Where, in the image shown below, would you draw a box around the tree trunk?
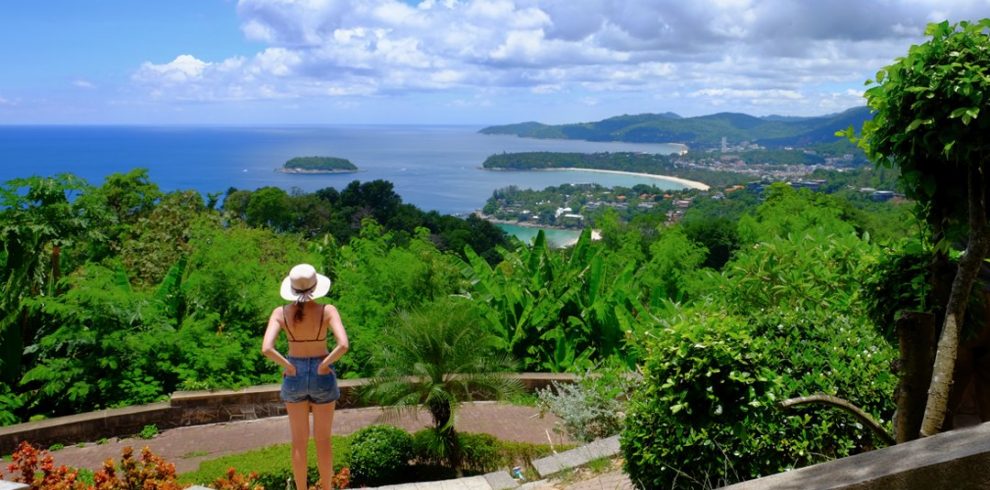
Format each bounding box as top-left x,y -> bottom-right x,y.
894,311 -> 935,442
920,166 -> 990,437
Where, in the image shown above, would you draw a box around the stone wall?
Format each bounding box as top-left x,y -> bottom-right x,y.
0,373 -> 576,454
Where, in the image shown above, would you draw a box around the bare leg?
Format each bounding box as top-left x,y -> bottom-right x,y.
312,401 -> 337,490
286,402 -> 312,490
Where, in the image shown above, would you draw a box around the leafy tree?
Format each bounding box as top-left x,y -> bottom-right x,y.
330,221 -> 466,375
20,262 -> 179,415
637,227 -> 707,305
120,190 -> 207,287
855,18 -> 990,436
177,220 -> 316,389
96,168 -> 162,239
245,187 -> 292,231
362,297 -> 521,474
0,175 -> 104,388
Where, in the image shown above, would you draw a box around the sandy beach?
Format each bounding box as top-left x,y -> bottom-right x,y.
524,167 -> 710,190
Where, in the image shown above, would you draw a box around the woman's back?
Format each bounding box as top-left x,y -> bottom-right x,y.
283,301 -> 330,358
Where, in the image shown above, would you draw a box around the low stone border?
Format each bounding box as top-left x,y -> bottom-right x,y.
0,373 -> 577,454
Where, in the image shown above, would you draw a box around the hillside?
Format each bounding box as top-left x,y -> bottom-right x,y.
481,106 -> 871,152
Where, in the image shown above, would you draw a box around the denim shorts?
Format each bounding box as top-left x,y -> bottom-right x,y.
280,356 -> 340,404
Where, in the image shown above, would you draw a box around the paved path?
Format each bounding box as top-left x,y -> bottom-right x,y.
48,402 -> 572,474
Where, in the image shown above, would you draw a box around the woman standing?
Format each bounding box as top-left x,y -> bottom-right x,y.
262,264 -> 349,490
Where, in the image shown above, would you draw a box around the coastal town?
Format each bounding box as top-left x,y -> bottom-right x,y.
480,141 -> 899,230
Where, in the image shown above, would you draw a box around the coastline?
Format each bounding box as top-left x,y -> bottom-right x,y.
483,166 -> 709,190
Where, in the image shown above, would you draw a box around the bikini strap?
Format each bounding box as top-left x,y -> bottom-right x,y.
318,305 -> 326,341
282,304 -> 298,342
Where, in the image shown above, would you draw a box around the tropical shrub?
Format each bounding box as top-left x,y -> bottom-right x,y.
621,312 -> 781,489
464,229 -> 649,371
348,424 -> 412,486
537,366 -> 637,442
251,466 -> 349,490
411,430 -> 500,474
621,306 -> 897,489
456,433 -> 500,474
363,297 -> 521,474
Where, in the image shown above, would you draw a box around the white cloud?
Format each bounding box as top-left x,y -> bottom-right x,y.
135,55 -> 209,83
130,0 -> 987,116
73,79 -> 96,89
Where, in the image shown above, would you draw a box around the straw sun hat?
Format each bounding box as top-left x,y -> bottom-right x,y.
280,264 -> 331,302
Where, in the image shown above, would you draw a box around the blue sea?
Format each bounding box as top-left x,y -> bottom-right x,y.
0,125 -> 687,216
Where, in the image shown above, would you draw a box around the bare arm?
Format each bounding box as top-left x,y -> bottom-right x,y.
262,307 -> 294,374
319,305 -> 349,373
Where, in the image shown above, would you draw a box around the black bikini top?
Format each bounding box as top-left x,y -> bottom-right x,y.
283,304 -> 327,342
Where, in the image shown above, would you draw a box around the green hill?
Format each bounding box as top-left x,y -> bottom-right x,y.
480,107 -> 872,151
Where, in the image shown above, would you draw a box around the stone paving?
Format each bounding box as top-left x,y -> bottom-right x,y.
46,402 -> 572,474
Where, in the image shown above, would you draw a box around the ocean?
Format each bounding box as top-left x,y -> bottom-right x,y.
0,125 -> 687,213
0,125 -> 686,243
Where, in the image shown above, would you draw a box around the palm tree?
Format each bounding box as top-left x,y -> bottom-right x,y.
363,296 -> 522,475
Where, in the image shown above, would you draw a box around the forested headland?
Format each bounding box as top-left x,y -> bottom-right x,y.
482,151 -> 751,187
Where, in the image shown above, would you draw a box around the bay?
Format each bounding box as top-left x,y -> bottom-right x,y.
0,125 -> 687,216
495,223 -> 584,248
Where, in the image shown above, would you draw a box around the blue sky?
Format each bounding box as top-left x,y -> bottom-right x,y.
1,0 -> 987,125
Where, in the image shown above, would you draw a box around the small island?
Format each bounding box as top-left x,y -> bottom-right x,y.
277,156 -> 358,174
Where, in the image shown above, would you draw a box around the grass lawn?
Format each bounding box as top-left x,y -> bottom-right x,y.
178,431 -> 566,487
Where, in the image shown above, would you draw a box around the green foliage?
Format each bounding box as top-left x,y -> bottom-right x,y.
363,297 -> 521,471
120,190 -> 206,287
465,229 -> 649,371
1,173 -> 105,387
139,424 -> 159,439
21,262 -> 178,415
864,239 -> 932,340
622,308 -> 896,489
537,367 -> 637,442
857,19 -> 990,236
637,227 -> 708,305
621,312 -> 781,489
724,185 -> 879,317
348,424 -> 412,486
331,222 -> 466,375
410,430 -> 559,475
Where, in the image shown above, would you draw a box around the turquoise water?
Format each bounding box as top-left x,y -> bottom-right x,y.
0,125 -> 687,216
496,223 -> 584,248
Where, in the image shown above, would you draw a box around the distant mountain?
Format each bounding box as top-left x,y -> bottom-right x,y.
480,107 -> 871,151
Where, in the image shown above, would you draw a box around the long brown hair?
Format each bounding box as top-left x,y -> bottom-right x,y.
292,301 -> 307,323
